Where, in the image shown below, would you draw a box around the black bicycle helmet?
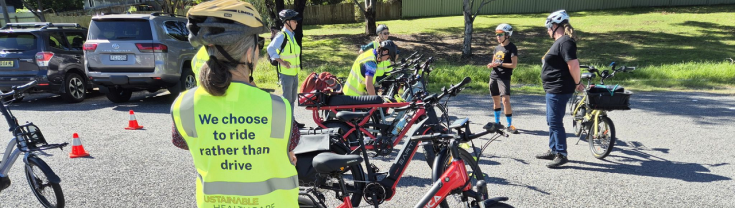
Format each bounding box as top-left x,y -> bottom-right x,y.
379,40 -> 398,62
279,9 -> 301,21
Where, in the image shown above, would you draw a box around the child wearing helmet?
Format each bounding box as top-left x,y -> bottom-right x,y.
486,23 -> 519,134
535,10 -> 582,168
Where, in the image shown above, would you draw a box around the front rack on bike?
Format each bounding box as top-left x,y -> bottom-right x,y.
585,86 -> 632,110
13,122 -> 68,152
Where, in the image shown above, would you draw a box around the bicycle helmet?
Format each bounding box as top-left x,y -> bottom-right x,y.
545,10 -> 570,29
279,9 -> 301,21
379,40 -> 398,62
495,23 -> 513,36
376,24 -> 389,34
186,0 -> 269,49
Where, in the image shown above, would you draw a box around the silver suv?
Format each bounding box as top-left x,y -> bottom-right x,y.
84,13 -> 196,103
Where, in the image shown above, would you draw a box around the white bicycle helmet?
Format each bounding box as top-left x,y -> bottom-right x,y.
495,23 -> 513,36
545,10 -> 570,29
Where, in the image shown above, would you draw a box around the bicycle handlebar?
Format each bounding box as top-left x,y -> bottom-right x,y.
410,122 -> 507,142
0,80 -> 37,98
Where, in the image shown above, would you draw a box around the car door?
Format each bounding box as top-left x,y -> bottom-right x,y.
63,31 -> 88,84
46,32 -> 75,83
161,20 -> 194,74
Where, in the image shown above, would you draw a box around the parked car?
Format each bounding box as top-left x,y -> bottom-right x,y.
84,12 -> 197,103
0,22 -> 92,103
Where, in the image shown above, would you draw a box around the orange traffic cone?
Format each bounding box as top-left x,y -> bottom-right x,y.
69,133 -> 90,158
125,110 -> 144,130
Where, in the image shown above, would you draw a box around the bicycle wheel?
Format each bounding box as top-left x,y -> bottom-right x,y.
588,116 -> 616,159
25,158 -> 64,208
328,139 -> 366,207
437,148 -> 488,208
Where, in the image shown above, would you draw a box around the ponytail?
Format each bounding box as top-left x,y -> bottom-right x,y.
562,22 -> 578,40
200,56 -> 233,96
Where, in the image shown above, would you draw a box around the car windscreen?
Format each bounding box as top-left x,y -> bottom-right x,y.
0,33 -> 38,51
88,19 -> 153,40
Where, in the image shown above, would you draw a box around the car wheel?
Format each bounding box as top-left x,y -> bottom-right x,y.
104,86 -> 132,103
168,67 -> 196,96
61,73 -> 86,103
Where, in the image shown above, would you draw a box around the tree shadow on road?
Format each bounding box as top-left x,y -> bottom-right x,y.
563,139 -> 731,183
485,176 -> 551,195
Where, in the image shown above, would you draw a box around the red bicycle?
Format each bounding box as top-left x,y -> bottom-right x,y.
300,119 -> 512,208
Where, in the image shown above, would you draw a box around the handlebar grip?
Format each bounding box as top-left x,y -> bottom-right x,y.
13,80 -> 38,92
454,77 -> 472,90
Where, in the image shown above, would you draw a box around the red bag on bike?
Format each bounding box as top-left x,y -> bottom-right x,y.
298,72 -> 342,106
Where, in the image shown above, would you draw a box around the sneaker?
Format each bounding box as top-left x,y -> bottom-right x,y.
546,154 -> 568,168
535,150 -> 555,160
507,125 -> 519,134
0,176 -> 10,192
295,121 -> 306,128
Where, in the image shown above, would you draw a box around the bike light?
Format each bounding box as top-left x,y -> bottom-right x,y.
83,43 -> 98,52
35,52 -> 54,67
136,43 -> 168,53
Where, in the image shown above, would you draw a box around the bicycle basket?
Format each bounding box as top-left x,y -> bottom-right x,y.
13,123 -> 49,151
586,90 -> 633,110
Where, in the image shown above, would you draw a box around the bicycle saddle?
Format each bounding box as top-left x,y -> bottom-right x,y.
335,111 -> 369,123
312,153 -> 363,174
327,95 -> 383,106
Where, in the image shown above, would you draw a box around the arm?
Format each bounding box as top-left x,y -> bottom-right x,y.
567,59 -> 581,85
560,40 -> 582,90
287,120 -> 300,165
365,75 -> 376,95
359,42 -> 374,53
171,124 -> 188,150
267,33 -> 291,68
501,56 -> 518,69
363,61 -> 378,95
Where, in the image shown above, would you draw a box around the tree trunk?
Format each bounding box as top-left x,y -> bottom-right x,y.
365,0 -> 376,36
35,0 -> 45,21
22,0 -> 44,22
275,0 -> 285,29
461,0 -> 472,58
293,0 -> 306,47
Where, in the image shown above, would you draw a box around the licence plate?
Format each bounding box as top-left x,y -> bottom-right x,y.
110,55 -> 128,61
0,60 -> 13,67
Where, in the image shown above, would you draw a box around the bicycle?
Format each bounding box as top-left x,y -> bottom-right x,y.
569,62 -> 635,159
300,116 -> 512,208
0,80 -> 68,208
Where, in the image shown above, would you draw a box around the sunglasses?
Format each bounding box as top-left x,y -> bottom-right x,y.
495,33 -> 505,37
257,36 -> 265,49
382,32 -> 390,35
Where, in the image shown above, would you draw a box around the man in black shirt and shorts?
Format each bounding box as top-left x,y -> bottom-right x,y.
487,23 -> 519,134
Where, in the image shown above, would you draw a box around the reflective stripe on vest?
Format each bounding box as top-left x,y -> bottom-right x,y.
200,174 -> 298,196
343,51 -> 377,96
171,83 -> 297,207
277,30 -> 301,76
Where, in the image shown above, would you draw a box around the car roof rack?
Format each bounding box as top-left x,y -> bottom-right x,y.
150,12 -> 181,17
0,22 -> 86,30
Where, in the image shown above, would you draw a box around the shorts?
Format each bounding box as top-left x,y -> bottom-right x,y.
489,78 -> 511,96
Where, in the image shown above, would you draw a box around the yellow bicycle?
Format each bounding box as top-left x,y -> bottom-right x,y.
569,62 -> 635,159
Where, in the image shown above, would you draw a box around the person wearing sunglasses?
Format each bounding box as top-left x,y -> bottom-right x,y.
344,40 -> 399,96
486,23 -> 520,134
359,24 -> 398,85
535,10 -> 583,168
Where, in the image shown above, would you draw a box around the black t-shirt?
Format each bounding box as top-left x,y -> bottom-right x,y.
490,42 -> 518,80
541,35 -> 577,94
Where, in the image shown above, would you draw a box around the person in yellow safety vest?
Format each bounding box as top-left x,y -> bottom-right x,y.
267,9 -> 304,128
172,0 -> 300,207
343,40 -> 399,96
358,24 -> 399,84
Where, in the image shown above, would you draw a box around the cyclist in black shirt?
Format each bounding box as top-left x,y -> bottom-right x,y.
486,23 -> 519,134
535,10 -> 585,168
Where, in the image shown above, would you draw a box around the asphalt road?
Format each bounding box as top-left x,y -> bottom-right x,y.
0,90 -> 733,208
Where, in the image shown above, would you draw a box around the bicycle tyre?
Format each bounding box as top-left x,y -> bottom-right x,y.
325,127 -> 366,207
486,202 -> 515,208
588,116 -> 616,159
436,148 -> 488,208
25,158 -> 64,208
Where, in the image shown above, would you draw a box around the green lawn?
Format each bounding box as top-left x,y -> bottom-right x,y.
255,5 -> 735,94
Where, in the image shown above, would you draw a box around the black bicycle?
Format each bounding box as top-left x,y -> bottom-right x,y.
0,80 -> 68,208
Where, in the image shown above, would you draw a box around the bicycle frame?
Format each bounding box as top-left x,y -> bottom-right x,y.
0,98 -> 22,178
571,93 -> 607,138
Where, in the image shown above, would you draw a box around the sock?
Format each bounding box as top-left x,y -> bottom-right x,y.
506,114 -> 513,127
494,108 -> 501,123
